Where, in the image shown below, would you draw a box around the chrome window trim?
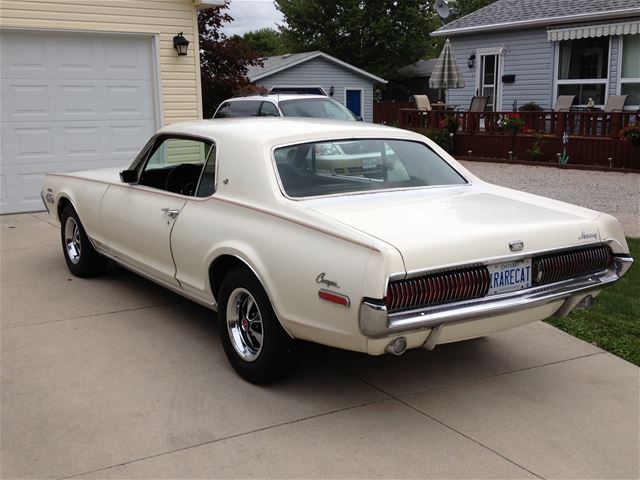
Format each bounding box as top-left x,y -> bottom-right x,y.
361,254 -> 633,338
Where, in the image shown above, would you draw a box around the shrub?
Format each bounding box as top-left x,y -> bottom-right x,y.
619,124 -> 640,148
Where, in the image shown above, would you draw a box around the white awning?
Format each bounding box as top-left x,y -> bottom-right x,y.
547,20 -> 640,41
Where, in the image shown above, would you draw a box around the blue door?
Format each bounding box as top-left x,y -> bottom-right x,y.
345,89 -> 362,118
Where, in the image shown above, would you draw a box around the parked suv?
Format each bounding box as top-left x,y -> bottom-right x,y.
213,94 -> 359,121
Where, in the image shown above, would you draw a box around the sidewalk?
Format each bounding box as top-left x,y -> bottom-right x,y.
1,213 -> 638,479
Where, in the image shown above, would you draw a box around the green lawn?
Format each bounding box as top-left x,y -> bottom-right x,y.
546,238 -> 640,366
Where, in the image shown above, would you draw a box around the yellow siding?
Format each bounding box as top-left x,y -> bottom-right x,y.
0,0 -> 204,125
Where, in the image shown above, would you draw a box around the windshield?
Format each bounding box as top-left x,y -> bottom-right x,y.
274,139 -> 467,198
279,98 -> 357,120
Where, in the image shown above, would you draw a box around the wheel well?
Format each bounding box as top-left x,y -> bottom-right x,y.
209,255 -> 253,302
57,197 -> 71,220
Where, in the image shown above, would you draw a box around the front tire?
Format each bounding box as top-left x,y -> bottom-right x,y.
218,267 -> 301,384
60,205 -> 108,277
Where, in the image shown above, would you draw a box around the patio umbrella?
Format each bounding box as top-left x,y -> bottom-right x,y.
429,38 -> 465,101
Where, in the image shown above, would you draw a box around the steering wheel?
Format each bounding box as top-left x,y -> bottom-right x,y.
165,164 -> 201,195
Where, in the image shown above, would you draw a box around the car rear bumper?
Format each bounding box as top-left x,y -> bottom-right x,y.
359,255 -> 633,339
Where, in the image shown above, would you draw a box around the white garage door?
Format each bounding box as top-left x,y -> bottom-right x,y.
0,30 -> 158,214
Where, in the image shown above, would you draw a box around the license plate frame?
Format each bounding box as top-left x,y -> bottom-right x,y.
487,258 -> 532,295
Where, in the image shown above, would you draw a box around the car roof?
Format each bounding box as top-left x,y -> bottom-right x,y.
222,94 -> 331,103
158,117 -> 423,146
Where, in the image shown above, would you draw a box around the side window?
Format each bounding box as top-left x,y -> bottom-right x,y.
216,100 -> 262,118
215,102 -> 232,118
138,137 -> 213,196
259,101 -> 280,116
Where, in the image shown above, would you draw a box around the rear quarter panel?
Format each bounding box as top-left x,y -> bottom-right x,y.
171,197 -> 399,352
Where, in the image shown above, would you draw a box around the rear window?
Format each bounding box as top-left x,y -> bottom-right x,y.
215,100 -> 263,118
274,139 -> 467,198
279,99 -> 357,120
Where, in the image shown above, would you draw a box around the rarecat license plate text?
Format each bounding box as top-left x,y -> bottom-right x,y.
487,258 -> 532,295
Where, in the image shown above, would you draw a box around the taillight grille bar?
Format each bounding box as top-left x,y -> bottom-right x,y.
532,246 -> 612,286
385,246 -> 613,313
386,266 -> 489,313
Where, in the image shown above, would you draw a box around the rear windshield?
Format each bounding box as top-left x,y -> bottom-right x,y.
279,98 -> 357,120
274,139 -> 467,198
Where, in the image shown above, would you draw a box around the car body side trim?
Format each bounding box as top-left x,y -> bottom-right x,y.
92,241 -> 217,311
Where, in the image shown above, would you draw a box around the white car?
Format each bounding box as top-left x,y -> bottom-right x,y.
41,118 -> 633,383
213,94 -> 359,121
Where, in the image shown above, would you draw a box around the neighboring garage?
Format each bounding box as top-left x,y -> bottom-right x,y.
0,0 -> 224,214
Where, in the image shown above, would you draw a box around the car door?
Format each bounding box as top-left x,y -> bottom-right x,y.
100,135 -> 213,286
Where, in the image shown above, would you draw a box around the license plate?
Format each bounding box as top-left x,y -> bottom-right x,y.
362,157 -> 377,169
487,258 -> 532,295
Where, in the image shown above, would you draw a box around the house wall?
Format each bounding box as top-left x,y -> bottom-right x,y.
449,29 -> 554,110
0,0 -> 203,125
609,35 -> 620,96
253,57 -> 375,122
448,21 -> 639,111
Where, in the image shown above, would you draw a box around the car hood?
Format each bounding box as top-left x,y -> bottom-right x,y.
303,184 -> 603,272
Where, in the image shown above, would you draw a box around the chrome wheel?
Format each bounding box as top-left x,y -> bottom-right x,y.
64,217 -> 81,264
226,287 -> 264,362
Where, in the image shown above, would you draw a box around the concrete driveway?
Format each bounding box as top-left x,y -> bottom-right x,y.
1,212 -> 638,479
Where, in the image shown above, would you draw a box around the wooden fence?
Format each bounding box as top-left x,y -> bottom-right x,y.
396,108 -> 639,169
373,101 -> 414,125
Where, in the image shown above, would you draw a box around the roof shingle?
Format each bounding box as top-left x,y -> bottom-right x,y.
433,0 -> 640,36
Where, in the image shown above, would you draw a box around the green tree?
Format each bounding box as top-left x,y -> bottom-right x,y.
275,0 -> 440,81
243,28 -> 288,57
198,6 -> 265,117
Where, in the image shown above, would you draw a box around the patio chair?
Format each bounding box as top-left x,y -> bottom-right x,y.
553,95 -> 575,112
412,95 -> 432,111
468,96 -> 489,112
603,95 -> 628,112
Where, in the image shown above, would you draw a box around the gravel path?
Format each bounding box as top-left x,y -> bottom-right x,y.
459,161 -> 640,238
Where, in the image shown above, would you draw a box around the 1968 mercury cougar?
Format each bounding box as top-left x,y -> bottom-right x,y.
41,118 -> 633,383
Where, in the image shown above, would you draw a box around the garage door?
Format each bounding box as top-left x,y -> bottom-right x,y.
0,30 -> 158,214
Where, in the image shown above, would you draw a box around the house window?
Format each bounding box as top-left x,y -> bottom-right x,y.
557,37 -> 609,105
620,34 -> 640,107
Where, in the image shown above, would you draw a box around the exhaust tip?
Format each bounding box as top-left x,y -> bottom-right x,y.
385,337 -> 407,356
576,295 -> 594,310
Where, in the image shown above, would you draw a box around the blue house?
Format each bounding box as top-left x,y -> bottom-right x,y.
246,51 -> 387,122
432,0 -> 640,111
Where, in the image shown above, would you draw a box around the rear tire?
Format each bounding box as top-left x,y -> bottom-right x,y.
218,266 -> 301,384
60,205 -> 108,277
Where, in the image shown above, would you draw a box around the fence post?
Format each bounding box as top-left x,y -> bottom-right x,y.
610,112 -> 621,139
555,112 -> 565,137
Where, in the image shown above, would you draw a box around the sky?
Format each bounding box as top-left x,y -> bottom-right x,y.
221,0 -> 285,37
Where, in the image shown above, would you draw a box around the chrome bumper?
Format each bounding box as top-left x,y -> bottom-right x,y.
359,255 -> 633,338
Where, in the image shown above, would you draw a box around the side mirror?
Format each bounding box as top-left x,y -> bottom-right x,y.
119,169 -> 138,184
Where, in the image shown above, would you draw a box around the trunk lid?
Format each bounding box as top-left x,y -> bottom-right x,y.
304,185 -> 602,272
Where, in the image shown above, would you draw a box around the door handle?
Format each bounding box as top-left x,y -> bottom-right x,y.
161,207 -> 180,219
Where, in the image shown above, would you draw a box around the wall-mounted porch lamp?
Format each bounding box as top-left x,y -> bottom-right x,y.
329,86 -> 335,97
173,32 -> 190,56
467,54 -> 475,68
